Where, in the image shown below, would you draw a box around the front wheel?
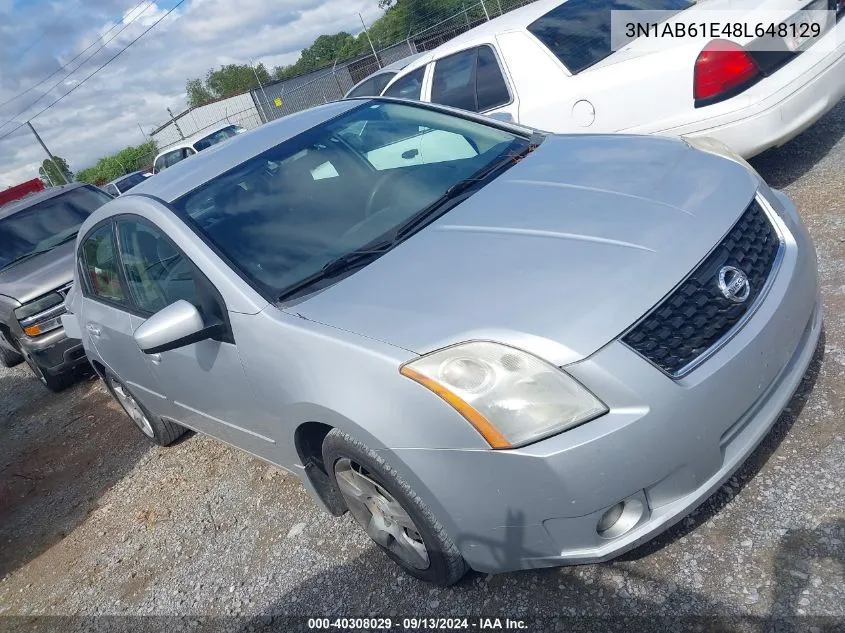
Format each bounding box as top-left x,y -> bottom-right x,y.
104,372 -> 185,446
0,344 -> 23,368
24,355 -> 75,392
322,428 -> 468,586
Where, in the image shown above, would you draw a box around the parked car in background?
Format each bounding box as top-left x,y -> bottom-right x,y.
0,183 -> 112,390
381,0 -> 845,157
152,124 -> 245,173
64,98 -> 819,585
104,170 -> 152,197
344,53 -> 425,98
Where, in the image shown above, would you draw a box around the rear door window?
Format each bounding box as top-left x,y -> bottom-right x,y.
527,0 -> 692,74
431,49 -> 477,111
475,46 -> 510,111
383,67 -> 425,100
431,46 -> 510,112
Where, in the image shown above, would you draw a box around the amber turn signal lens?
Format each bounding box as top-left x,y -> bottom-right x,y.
399,365 -> 512,449
24,325 -> 43,337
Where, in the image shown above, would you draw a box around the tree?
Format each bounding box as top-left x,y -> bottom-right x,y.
186,63 -> 272,108
38,157 -> 72,186
186,78 -> 214,109
75,140 -> 158,185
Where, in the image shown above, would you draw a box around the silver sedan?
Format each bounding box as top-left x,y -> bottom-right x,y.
62,98 -> 821,586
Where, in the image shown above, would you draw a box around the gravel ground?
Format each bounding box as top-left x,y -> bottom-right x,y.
1,103 -> 843,630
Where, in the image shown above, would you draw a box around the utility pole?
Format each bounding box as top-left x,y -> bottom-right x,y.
359,13 -> 382,68
26,121 -> 68,185
167,107 -> 185,140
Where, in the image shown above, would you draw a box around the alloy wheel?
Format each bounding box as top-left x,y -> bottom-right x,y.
333,457 -> 430,570
109,378 -> 154,438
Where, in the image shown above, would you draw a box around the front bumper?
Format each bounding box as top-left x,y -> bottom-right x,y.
387,191 -> 821,573
18,326 -> 88,376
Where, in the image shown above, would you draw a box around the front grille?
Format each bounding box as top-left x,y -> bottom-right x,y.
622,198 -> 781,377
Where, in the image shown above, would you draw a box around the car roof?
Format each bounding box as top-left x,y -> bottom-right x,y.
134,100 -> 360,203
107,170 -> 150,186
0,182 -> 91,220
389,0 -> 562,78
156,122 -> 246,156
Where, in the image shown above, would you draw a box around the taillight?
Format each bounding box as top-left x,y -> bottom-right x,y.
694,39 -> 760,107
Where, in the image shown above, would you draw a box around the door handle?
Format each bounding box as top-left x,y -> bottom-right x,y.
149,353 -> 162,364
86,324 -> 102,337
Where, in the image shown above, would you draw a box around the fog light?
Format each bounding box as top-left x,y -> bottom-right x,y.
596,498 -> 645,539
597,502 -> 624,533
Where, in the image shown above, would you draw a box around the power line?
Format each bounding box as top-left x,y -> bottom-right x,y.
0,0 -> 187,144
0,0 -> 152,110
0,0 -> 156,130
10,0 -> 84,63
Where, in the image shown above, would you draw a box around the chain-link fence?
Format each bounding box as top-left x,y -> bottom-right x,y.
151,94 -> 264,152
149,0 -> 537,152
251,0 -> 536,122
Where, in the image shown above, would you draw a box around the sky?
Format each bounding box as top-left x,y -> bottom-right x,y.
0,0 -> 385,186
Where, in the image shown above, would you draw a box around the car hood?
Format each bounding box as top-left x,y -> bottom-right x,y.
0,240 -> 75,305
293,134 -> 760,366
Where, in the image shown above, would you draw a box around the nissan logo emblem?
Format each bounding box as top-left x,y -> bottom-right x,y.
718,266 -> 751,303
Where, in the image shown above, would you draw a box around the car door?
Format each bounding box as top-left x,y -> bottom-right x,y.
78,222 -> 166,406
113,216 -> 276,457
427,45 -> 518,122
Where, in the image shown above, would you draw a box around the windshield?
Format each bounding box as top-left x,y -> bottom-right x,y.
173,102 -> 528,299
194,125 -> 245,152
527,0 -> 692,74
115,172 -> 149,192
0,186 -> 112,271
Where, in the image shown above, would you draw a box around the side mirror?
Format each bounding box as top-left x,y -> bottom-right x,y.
134,300 -> 221,354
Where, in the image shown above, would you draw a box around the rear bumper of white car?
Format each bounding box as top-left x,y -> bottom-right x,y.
657,36 -> 845,157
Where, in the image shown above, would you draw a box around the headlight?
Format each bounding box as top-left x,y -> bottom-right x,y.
400,341 -> 608,448
682,136 -> 760,177
14,292 -> 66,337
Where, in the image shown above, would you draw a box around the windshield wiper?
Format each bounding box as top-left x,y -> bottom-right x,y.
389,138 -> 539,244
276,134 -> 544,304
277,239 -> 395,303
0,233 -> 78,272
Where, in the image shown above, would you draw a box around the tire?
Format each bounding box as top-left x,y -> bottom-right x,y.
0,345 -> 23,368
24,355 -> 75,392
322,428 -> 468,586
103,372 -> 186,446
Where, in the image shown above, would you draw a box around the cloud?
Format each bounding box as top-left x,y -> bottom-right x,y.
0,0 -> 384,187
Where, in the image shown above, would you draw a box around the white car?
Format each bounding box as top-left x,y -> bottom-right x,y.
152,124 -> 245,174
344,53 -> 426,98
380,0 -> 845,157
